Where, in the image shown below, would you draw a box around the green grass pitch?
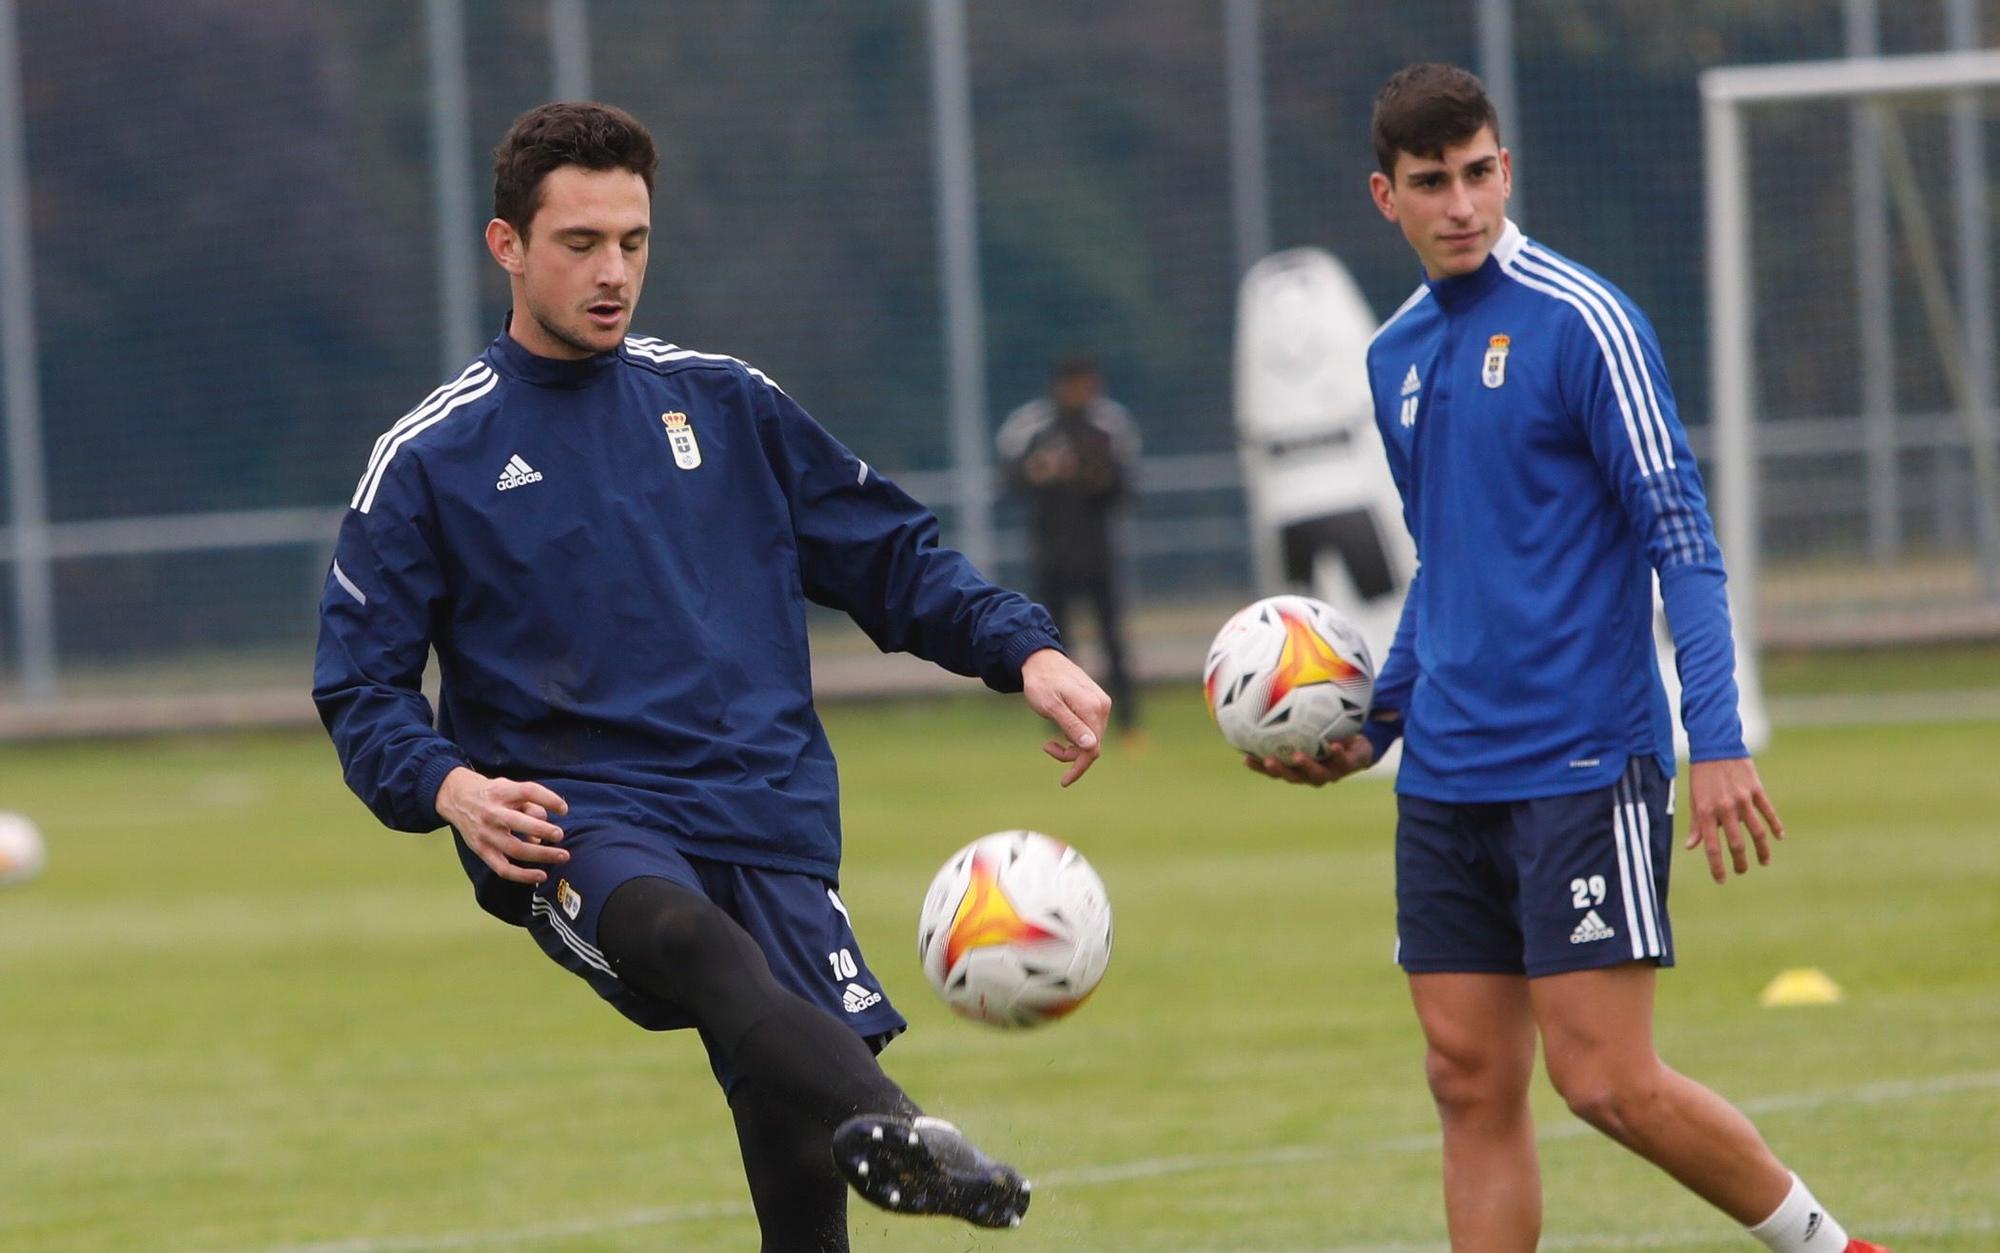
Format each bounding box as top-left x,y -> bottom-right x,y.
0,689 -> 1994,1250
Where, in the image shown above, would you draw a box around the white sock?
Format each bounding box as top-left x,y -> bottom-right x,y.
1747,1173 -> 1849,1251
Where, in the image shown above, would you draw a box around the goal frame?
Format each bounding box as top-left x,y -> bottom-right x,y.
1702,47 -> 2000,705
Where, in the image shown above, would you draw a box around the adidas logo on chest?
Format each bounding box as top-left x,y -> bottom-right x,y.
495,454 -> 543,491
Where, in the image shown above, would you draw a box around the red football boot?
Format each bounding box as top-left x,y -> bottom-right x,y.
1843,1241 -> 1892,1253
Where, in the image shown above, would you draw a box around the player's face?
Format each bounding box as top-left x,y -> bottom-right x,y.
487,165 -> 651,359
1052,373 -> 1099,411
1369,128 -> 1511,280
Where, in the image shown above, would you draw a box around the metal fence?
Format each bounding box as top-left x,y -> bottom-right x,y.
0,0 -> 1996,728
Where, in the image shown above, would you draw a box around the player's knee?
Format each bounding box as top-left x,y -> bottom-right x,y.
1547,1063 -> 1661,1142
1423,1043 -> 1526,1118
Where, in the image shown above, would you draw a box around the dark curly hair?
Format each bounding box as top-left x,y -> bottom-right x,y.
493,102 -> 658,236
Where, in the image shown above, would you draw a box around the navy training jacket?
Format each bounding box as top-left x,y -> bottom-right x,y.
314,329 -> 1059,915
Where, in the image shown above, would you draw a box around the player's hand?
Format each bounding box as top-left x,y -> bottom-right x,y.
1244,735 -> 1374,788
1685,757 -> 1783,884
1025,448 -> 1078,484
434,766 -> 571,885
1020,648 -> 1111,787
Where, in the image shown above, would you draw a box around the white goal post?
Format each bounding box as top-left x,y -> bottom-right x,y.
1703,49 -> 2000,699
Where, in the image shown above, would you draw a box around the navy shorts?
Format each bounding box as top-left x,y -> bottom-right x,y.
1395,756 -> 1675,978
520,824 -> 907,1088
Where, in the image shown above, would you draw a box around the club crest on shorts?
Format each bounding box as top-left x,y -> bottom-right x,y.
662,411 -> 701,469
557,878 -> 583,921
1482,334 -> 1511,389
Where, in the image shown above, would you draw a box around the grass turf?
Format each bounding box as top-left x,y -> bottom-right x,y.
0,689 -> 1993,1250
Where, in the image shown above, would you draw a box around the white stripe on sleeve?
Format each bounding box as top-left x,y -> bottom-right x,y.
356,371 -> 500,514
1500,259 -> 1700,564
352,363 -> 492,509
330,559 -> 367,607
1513,247 -> 1703,564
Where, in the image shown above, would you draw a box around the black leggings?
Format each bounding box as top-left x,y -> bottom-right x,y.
596,876 -> 919,1251
728,1076 -> 851,1251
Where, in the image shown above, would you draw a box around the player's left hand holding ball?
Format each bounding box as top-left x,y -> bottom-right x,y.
1245,735 -> 1375,788
1020,648 -> 1111,787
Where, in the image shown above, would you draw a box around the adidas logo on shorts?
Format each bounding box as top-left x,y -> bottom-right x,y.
1569,909 -> 1617,945
842,981 -> 883,1014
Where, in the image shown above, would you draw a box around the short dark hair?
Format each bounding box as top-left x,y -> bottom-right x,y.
493,102 -> 658,236
1371,63 -> 1500,177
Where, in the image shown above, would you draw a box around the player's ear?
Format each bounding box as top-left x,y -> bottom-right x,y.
1499,148 -> 1514,201
1369,170 -> 1399,223
486,218 -> 525,275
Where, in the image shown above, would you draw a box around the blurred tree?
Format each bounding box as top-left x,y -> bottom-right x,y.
20,0 -> 394,518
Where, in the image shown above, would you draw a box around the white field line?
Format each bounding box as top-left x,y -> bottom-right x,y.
1036,1067 -> 2000,1186
250,1069 -> 2000,1253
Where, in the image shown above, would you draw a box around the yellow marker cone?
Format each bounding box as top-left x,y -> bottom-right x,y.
1759,967 -> 1843,1007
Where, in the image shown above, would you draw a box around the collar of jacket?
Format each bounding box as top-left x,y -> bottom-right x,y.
1422,218 -> 1523,311
486,316 -> 621,389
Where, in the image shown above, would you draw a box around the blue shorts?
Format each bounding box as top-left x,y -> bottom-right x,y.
1395,756 -> 1675,978
519,824 -> 907,1088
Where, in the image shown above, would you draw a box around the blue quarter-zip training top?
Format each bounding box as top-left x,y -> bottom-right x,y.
314,330 -> 1059,908
1360,221 -> 1745,802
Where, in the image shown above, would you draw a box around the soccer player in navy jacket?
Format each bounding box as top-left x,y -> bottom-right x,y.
314,102 -> 1110,1248
1249,66 -> 1887,1253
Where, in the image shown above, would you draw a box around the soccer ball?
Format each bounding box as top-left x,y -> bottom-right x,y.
1204,594 -> 1375,760
0,812 -> 46,886
917,830 -> 1113,1029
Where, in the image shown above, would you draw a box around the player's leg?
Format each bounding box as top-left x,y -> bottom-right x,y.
596,875 -> 918,1127
1036,566 -> 1073,644
600,873 -> 1031,1230
1531,963 -> 1804,1222
1517,759 -> 1869,1251
1086,570 -> 1139,732
1408,972 -> 1541,1252
1395,793 -> 1542,1251
1532,967 -> 1875,1251
728,1073 -> 851,1253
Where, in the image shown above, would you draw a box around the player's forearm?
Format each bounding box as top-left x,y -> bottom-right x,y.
892,559 -> 1061,692
1659,563 -> 1747,760
314,682 -> 468,832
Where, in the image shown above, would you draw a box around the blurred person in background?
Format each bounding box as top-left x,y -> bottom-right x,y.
1246,64 -> 1888,1253
314,100 -> 1112,1250
997,355 -> 1144,740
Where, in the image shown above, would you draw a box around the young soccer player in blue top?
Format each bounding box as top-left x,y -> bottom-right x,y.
314,101 -> 1112,1250
1248,64 -> 1888,1253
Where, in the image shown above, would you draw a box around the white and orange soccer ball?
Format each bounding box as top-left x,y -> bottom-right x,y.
0,812 -> 46,886
917,830 -> 1113,1029
1204,594 -> 1376,760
